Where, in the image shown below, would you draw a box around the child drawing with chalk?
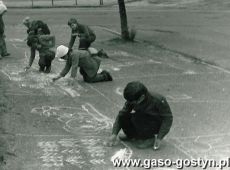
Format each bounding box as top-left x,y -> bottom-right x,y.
106,81 -> 173,149
52,45 -> 112,85
25,34 -> 55,73
23,17 -> 55,73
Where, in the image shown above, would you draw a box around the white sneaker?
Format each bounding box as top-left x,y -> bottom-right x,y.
58,58 -> 66,62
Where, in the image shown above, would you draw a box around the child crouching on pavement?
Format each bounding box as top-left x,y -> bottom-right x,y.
52,45 -> 112,85
25,35 -> 55,73
107,81 -> 173,149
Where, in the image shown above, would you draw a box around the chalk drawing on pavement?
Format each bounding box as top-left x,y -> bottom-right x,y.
33,103 -> 133,168
8,38 -> 24,42
38,139 -> 84,168
31,103 -> 112,133
115,87 -> 123,96
1,62 -> 86,97
9,38 -> 27,49
101,62 -> 135,72
109,50 -> 141,59
101,59 -> 162,72
167,94 -> 192,101
183,70 -> 197,75
169,133 -> 230,161
111,148 -> 132,162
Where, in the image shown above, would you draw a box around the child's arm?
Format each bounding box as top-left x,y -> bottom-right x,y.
68,31 -> 77,50
25,48 -> 36,71
53,55 -> 72,82
107,102 -> 133,146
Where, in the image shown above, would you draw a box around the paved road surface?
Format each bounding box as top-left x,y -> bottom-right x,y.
1,6 -> 230,170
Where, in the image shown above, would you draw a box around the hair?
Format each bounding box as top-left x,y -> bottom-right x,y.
123,81 -> 148,102
23,17 -> 30,25
68,18 -> 78,26
27,35 -> 39,47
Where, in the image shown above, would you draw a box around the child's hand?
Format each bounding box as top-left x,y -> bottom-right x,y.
24,66 -> 30,72
105,134 -> 117,147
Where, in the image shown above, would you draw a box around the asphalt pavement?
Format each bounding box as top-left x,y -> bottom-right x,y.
0,6 -> 230,170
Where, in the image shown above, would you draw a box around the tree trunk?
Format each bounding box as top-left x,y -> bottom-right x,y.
117,0 -> 130,40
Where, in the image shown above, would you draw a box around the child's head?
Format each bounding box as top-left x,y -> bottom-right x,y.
23,17 -> 31,28
68,18 -> 78,30
123,81 -> 148,105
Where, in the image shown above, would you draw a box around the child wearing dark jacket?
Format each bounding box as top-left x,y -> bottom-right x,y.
107,81 -> 173,149
25,35 -> 55,73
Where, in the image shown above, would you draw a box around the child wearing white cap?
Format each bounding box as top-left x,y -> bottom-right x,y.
52,45 -> 112,85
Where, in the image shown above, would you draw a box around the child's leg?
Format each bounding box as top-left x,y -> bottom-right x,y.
78,38 -> 91,50
38,54 -> 46,72
0,36 -> 4,57
82,70 -> 112,83
119,113 -> 137,139
44,50 -> 55,73
1,37 -> 9,56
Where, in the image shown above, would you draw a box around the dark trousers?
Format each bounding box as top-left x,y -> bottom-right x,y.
120,113 -> 161,139
38,50 -> 55,71
0,35 -> 8,56
80,68 -> 106,83
79,35 -> 96,50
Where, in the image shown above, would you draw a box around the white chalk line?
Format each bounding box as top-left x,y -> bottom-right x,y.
114,71 -> 220,80
85,83 -> 121,109
201,61 -> 230,74
16,133 -> 74,137
169,133 -> 230,162
169,99 -> 230,103
8,38 -> 24,42
115,87 -> 123,96
5,92 -> 42,96
12,43 -> 18,49
169,132 -> 230,140
56,85 -> 80,97
170,141 -> 194,159
83,103 -> 113,124
1,69 -> 12,80
167,94 -> 192,100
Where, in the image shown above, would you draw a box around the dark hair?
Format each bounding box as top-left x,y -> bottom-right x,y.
27,35 -> 39,47
123,81 -> 148,102
68,18 -> 78,26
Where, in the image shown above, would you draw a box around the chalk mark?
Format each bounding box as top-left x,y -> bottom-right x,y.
166,94 -> 192,101
168,133 -> 230,161
115,87 -> 123,96
32,104 -> 133,169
